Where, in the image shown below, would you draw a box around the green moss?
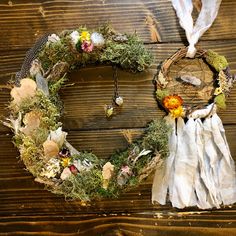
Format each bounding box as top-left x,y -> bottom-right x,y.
156,89 -> 169,101
101,35 -> 153,72
214,93 -> 226,109
142,119 -> 171,158
19,135 -> 44,176
206,50 -> 228,72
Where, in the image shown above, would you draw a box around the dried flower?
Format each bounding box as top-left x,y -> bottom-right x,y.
214,87 -> 223,96
47,127 -> 67,148
20,111 -> 41,136
163,95 -> 183,110
43,140 -> 59,159
69,165 -> 79,175
59,148 -> 70,158
80,31 -> 90,41
81,41 -> 94,52
60,167 -> 72,180
61,157 -> 71,167
102,162 -> 114,189
10,78 -> 37,106
70,31 -> 80,45
91,32 -> 105,47
169,106 -> 184,118
40,158 -> 61,179
48,34 -> 60,43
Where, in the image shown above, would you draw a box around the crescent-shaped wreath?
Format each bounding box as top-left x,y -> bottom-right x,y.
4,26 -> 171,203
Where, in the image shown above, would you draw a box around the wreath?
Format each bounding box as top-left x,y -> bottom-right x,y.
4,26 -> 171,203
155,47 -> 234,118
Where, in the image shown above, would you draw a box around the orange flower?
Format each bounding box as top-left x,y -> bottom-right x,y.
163,95 -> 183,110
170,106 -> 184,118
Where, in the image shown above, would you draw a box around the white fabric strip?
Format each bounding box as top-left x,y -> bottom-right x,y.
171,0 -> 222,57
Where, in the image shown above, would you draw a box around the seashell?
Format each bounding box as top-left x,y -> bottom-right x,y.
177,75 -> 202,86
43,140 -> 59,159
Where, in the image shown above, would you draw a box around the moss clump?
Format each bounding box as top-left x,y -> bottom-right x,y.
215,93 -> 226,109
38,26 -> 153,73
141,119 -> 171,158
156,89 -> 169,101
101,35 -> 153,72
206,50 -> 228,72
55,168 -> 103,201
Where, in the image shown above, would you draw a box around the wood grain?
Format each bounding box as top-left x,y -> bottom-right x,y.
1,40 -> 236,132
0,0 -> 236,50
1,0 -> 236,235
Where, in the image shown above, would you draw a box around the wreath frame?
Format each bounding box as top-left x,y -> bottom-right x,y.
155,47 -> 235,119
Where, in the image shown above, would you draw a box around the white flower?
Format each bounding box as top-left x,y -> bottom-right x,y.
47,127 -> 68,148
48,34 -> 60,43
91,32 -> 105,47
102,162 -> 114,189
40,158 -> 61,179
70,31 -> 80,45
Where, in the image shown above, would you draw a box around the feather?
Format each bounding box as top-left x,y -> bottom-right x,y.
15,33 -> 51,83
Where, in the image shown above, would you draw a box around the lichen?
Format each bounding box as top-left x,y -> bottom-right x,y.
206,50 -> 228,72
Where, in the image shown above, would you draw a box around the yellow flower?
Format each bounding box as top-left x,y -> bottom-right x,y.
61,157 -> 71,167
214,87 -> 223,96
80,31 -> 90,41
163,95 -> 183,110
170,106 -> 184,118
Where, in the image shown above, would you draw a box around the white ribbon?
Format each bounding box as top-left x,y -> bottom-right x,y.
171,0 -> 222,58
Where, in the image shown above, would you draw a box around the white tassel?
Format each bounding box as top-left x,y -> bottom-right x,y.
152,107 -> 236,209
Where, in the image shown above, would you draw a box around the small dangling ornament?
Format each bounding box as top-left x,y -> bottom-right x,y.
104,105 -> 114,118
115,96 -> 123,106
104,66 -> 124,118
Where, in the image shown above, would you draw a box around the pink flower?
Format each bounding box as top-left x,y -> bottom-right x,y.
121,165 -> 131,174
81,41 -> 94,52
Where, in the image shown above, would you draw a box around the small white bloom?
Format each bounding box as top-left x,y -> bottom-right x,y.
91,32 -> 105,47
47,127 -> 68,148
48,34 -> 60,43
70,31 -> 80,45
40,158 -> 61,179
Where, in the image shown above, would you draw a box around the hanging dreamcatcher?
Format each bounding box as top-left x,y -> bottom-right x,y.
152,0 -> 236,209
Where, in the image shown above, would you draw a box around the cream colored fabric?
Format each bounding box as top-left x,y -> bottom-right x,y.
152,105 -> 236,209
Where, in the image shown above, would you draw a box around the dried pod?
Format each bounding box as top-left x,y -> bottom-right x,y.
104,105 -> 114,118
102,162 -> 114,189
115,96 -> 124,106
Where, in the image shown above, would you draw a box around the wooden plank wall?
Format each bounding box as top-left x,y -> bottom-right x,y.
0,0 -> 236,235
